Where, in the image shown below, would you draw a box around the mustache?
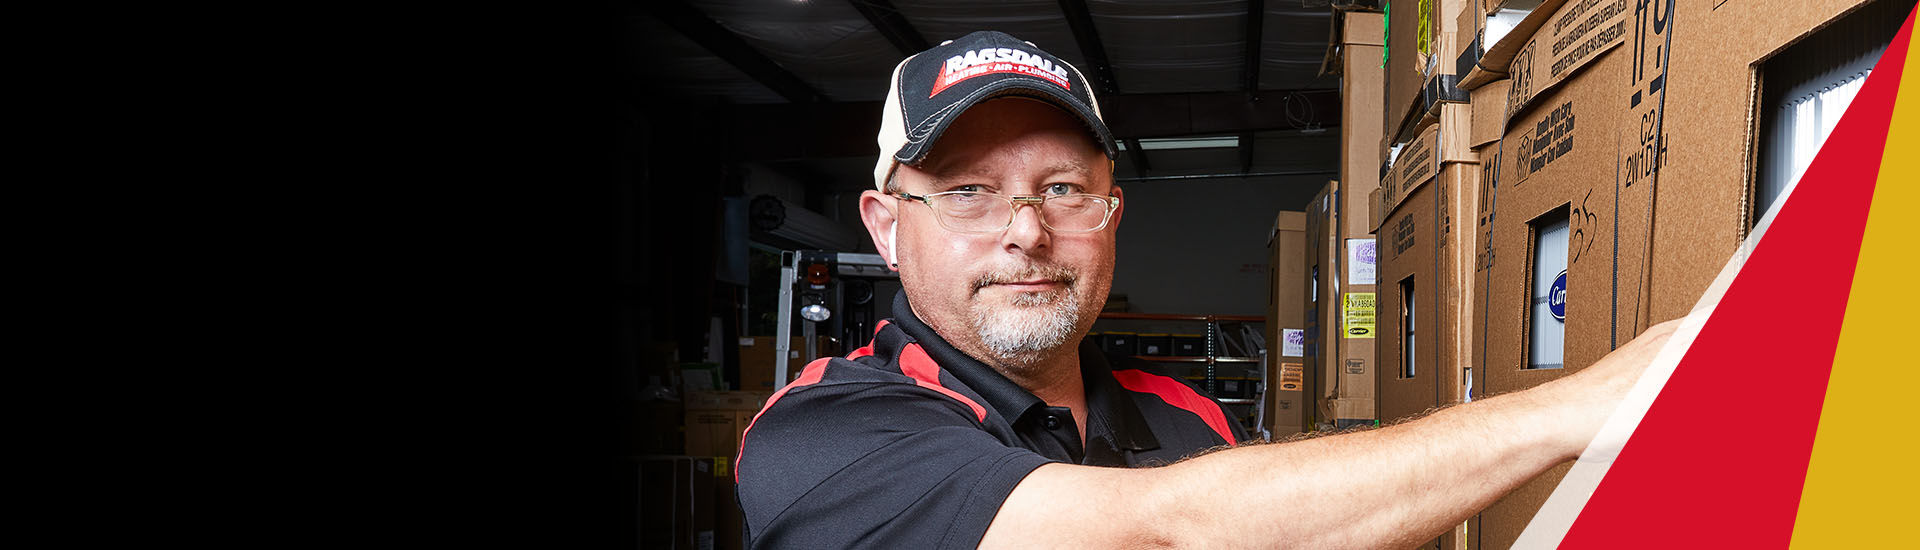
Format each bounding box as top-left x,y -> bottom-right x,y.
972,263 -> 1079,291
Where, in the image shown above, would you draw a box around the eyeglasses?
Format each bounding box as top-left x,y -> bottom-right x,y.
893,190 -> 1120,234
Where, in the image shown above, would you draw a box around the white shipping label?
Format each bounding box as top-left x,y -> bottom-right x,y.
1282,329 -> 1305,357
1347,238 -> 1378,285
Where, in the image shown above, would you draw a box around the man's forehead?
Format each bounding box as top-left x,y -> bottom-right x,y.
921,156 -> 1094,180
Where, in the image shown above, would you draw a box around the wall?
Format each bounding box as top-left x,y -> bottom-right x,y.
1112,174 -> 1325,316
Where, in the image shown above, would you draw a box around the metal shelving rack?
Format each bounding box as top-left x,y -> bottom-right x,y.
1094,313 -> 1266,408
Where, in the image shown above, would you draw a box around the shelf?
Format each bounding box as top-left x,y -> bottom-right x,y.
1130,355 -> 1261,363
1217,398 -> 1258,404
1183,376 -> 1256,381
1098,312 -> 1265,322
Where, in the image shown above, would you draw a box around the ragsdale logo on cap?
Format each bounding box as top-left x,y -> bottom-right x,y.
931,47 -> 1072,97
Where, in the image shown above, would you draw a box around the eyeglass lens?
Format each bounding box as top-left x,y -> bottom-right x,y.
927,193 -> 1111,232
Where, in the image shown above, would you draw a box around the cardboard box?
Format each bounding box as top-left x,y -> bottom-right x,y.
1371,134 -> 1480,423
1303,181 -> 1379,427
1265,211 -> 1310,436
1462,0 -> 1885,543
1385,0 -> 1473,148
1341,11 -> 1388,241
1469,78 -> 1510,147
683,391 -> 772,460
738,336 -> 833,391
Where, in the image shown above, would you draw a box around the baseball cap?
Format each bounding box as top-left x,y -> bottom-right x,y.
872,30 -> 1120,191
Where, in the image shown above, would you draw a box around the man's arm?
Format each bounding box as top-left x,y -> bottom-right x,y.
981,318 -> 1680,549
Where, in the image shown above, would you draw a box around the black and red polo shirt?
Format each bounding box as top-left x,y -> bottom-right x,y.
736,293 -> 1248,548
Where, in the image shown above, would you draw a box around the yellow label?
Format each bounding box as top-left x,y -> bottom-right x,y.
1278,362 -> 1304,391
713,456 -> 729,477
1344,292 -> 1376,338
1418,0 -> 1434,57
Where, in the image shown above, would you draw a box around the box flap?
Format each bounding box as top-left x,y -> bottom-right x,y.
1459,0 -> 1567,90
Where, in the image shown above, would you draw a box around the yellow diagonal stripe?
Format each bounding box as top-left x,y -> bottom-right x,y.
1790,27 -> 1920,547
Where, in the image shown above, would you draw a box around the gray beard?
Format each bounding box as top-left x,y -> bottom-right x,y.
967,268 -> 1085,368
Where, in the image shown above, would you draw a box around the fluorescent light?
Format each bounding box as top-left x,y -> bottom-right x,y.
1127,136 -> 1240,151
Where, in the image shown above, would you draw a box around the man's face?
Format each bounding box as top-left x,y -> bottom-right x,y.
864,97 -> 1121,372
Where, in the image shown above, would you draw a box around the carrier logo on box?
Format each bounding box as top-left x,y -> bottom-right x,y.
1549,270 -> 1567,321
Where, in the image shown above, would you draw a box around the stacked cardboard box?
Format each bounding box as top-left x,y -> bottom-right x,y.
1304,182 -> 1379,429
737,336 -> 834,391
1265,211 -> 1310,436
684,391 -> 772,550
1451,0 -> 1891,545
1384,0 -> 1475,155
1372,103 -> 1479,425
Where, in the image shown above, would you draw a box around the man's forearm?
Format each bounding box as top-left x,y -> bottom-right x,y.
1143,387 -> 1577,548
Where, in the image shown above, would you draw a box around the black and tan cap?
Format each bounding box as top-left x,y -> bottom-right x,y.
873,30 -> 1119,190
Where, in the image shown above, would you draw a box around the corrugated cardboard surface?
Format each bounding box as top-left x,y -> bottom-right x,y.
1345,8 -> 1386,46
1500,0 -> 1633,122
1342,21 -> 1387,240
1460,0 -> 1570,90
1387,0 -> 1472,141
1376,161 -> 1481,424
1304,184 -> 1337,428
1477,43 -> 1639,549
1469,78 -> 1510,146
1377,104 -> 1477,234
1303,182 -> 1379,425
1649,0 -> 1875,324
1266,211 -> 1310,435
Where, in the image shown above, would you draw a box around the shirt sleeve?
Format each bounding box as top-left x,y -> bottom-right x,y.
736,370 -> 1055,549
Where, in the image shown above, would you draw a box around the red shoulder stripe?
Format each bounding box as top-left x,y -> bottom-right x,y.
1111,369 -> 1237,446
736,357 -> 832,483
898,343 -> 989,423
845,320 -> 889,360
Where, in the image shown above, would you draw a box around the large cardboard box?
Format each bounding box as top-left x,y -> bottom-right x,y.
682,392 -> 769,550
1372,107 -> 1480,426
1265,211 -> 1310,436
1385,0 -> 1473,149
1341,11 -> 1388,242
1303,182 -> 1379,429
1462,0 -> 1886,544
738,336 -> 834,391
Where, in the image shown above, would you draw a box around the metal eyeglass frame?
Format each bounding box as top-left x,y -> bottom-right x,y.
892,191 -> 1121,234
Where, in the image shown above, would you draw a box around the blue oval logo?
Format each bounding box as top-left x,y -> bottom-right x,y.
1549,270 -> 1567,321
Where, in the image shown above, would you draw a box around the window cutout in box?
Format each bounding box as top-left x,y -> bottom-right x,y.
1526,207 -> 1569,370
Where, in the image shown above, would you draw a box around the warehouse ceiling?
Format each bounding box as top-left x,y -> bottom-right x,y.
624,0 -> 1346,192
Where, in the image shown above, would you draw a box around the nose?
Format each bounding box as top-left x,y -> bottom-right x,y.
1000,197 -> 1050,254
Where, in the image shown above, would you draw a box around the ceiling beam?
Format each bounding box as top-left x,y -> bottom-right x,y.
1239,130 -> 1256,173
643,0 -> 828,103
849,0 -> 929,56
1243,0 -> 1266,93
1057,0 -> 1120,94
1123,138 -> 1152,176
1240,0 -> 1265,174
718,90 -> 1340,161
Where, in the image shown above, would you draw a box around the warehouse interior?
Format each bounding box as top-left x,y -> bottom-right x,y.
615,0 -> 1914,548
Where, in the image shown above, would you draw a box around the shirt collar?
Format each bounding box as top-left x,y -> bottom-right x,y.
888,292 -> 1161,453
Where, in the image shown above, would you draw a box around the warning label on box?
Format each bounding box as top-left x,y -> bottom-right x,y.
1278,362 -> 1304,391
1343,292 -> 1376,339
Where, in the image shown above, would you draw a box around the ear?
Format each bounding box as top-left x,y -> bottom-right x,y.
1107,185 -> 1125,230
858,190 -> 901,270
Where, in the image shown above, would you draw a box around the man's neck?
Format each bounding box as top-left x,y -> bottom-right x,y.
1011,350 -> 1090,446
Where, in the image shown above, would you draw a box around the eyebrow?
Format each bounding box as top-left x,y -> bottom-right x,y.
934,158 -> 1092,182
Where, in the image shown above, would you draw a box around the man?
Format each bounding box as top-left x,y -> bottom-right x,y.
736,31 -> 1677,548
